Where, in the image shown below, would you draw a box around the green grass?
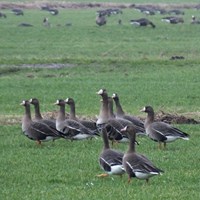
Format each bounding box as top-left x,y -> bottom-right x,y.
0,124 -> 199,200
0,3 -> 200,200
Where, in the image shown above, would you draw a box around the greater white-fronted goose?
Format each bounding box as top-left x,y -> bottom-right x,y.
0,12 -> 7,18
54,99 -> 96,140
112,93 -> 145,135
121,126 -> 164,183
20,100 -> 62,145
141,106 -> 189,149
96,89 -> 126,144
161,16 -> 184,24
12,9 -> 24,16
96,13 -> 106,26
130,18 -> 156,28
29,98 -> 56,129
191,15 -> 200,24
65,97 -> 98,134
97,126 -> 125,177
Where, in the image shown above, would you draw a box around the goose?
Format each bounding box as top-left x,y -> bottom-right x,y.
130,18 -> 156,28
54,99 -> 96,140
65,97 -> 99,134
0,12 -> 7,18
96,13 -> 106,26
161,16 -> 184,24
96,89 -> 126,144
43,17 -> 50,27
112,93 -> 145,135
12,9 -> 24,16
48,8 -> 59,15
97,126 -> 125,177
191,15 -> 200,24
29,98 -> 56,130
168,9 -> 184,15
18,23 -> 33,27
141,106 -> 189,149
20,100 -> 62,145
121,126 -> 164,183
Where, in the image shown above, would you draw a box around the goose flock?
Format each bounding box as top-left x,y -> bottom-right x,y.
1,4 -> 200,28
20,88 -> 190,183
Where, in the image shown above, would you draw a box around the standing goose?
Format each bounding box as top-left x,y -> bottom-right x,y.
130,18 -> 156,28
96,89 -> 126,144
97,126 -> 125,177
54,99 -> 96,140
141,106 -> 189,149
112,93 -> 145,135
107,97 -> 133,143
29,98 -> 58,139
96,13 -> 107,26
65,97 -> 98,134
121,126 -> 164,183
20,100 -> 62,145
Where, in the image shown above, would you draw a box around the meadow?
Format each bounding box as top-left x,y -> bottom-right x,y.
0,2 -> 200,200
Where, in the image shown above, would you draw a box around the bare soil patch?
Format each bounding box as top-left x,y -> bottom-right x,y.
0,2 -> 200,10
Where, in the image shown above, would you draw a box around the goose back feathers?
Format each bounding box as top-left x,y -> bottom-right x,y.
121,126 -> 164,183
141,106 -> 189,148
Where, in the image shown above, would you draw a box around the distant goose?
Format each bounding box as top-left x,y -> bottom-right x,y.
97,126 -> 125,177
121,125 -> 164,183
54,99 -> 97,140
18,23 -> 33,27
0,12 -> 6,18
12,9 -> 24,16
191,15 -> 200,24
20,100 -> 62,145
161,16 -> 184,24
168,9 -> 184,15
96,13 -> 106,26
130,18 -> 156,28
112,93 -> 145,135
141,106 -> 190,149
48,8 -> 59,15
43,17 -> 50,27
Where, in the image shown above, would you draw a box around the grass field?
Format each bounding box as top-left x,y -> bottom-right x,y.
0,2 -> 200,200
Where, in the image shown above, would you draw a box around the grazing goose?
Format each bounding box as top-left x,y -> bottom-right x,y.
96,89 -> 126,144
49,8 -> 59,15
20,100 -> 62,145
168,9 -> 184,15
18,23 -> 33,27
161,16 -> 184,24
112,93 -> 145,135
96,13 -> 106,26
12,9 -> 24,16
130,18 -> 156,28
121,126 -> 164,183
97,126 -> 125,177
54,99 -> 96,140
65,97 -> 99,134
141,106 -> 189,149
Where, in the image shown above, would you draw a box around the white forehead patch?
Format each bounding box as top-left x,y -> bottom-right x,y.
97,89 -> 104,95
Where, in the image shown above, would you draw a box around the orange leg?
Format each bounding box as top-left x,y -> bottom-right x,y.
36,140 -> 42,145
96,173 -> 109,178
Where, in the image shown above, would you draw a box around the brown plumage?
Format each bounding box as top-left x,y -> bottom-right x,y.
121,126 -> 164,183
20,100 -> 61,145
97,126 -> 125,177
141,106 -> 189,149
